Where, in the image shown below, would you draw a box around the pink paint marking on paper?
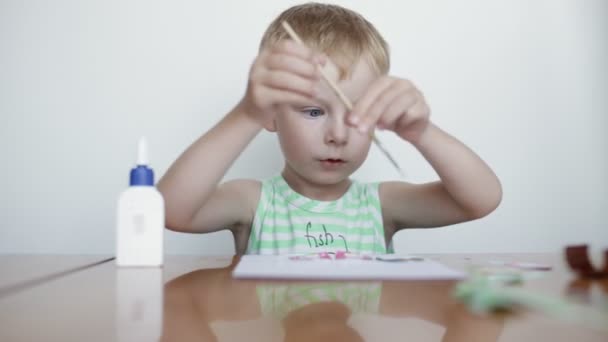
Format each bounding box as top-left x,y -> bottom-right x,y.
319,252 -> 332,260
287,251 -> 375,261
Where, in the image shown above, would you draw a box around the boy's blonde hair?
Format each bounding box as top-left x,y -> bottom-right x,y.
260,2 -> 390,80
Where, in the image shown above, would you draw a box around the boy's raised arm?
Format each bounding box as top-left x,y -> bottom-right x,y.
346,76 -> 501,230
381,123 -> 502,230
157,106 -> 262,233
158,40 -> 324,234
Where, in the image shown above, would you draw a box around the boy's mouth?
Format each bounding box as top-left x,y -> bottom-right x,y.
319,158 -> 346,167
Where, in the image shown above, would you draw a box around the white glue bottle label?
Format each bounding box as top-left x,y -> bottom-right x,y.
116,137 -> 164,267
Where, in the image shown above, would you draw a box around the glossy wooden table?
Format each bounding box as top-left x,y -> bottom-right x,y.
0,254 -> 606,341
0,255 -> 112,297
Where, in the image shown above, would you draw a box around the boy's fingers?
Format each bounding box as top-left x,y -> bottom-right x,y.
349,77 -> 394,126
397,99 -> 429,128
266,54 -> 320,80
273,39 -> 327,71
263,70 -> 318,98
358,85 -> 407,132
261,88 -> 317,108
273,39 -> 318,62
315,53 -> 328,66
379,94 -> 418,130
264,40 -> 326,79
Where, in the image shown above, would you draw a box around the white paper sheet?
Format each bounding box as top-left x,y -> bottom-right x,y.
232,254 -> 465,280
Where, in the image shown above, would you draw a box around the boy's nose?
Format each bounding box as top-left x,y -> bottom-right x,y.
324,114 -> 349,146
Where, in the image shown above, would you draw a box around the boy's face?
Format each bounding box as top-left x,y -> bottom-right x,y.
273,57 -> 379,185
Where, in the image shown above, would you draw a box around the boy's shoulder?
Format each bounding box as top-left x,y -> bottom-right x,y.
217,178 -> 263,223
219,178 -> 262,244
221,178 -> 262,200
377,180 -> 416,205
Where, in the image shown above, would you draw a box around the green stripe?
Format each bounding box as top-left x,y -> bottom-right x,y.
278,200 -> 381,212
272,195 -> 381,211
273,184 -> 381,210
258,238 -> 297,250
262,209 -> 379,222
257,238 -> 384,251
258,224 -> 379,236
247,225 -> 259,251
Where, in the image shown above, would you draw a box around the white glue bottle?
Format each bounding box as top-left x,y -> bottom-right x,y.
116,136 -> 164,267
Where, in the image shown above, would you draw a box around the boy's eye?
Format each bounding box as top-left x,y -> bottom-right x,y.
301,108 -> 324,118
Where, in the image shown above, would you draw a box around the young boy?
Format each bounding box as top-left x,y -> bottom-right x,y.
157,3 -> 502,255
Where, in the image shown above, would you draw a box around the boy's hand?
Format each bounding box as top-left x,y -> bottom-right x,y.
348,76 -> 431,144
239,40 -> 326,126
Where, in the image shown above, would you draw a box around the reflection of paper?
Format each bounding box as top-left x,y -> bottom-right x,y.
116,268 -> 163,342
233,255 -> 464,280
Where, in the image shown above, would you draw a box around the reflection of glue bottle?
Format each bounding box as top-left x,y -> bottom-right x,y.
116,268 -> 163,341
116,137 -> 164,267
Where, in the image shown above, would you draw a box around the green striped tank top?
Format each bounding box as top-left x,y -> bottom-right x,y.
246,175 -> 388,255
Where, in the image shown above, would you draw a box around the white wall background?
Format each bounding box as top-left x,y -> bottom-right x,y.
1,0 -> 606,255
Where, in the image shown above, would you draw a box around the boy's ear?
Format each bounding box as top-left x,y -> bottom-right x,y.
262,118 -> 277,132
262,106 -> 279,132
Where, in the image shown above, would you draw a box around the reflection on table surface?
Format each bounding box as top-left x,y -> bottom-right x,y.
162,260 -> 504,342
0,254 -> 606,342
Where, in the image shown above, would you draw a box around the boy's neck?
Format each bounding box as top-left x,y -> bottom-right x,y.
281,167 -> 352,202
